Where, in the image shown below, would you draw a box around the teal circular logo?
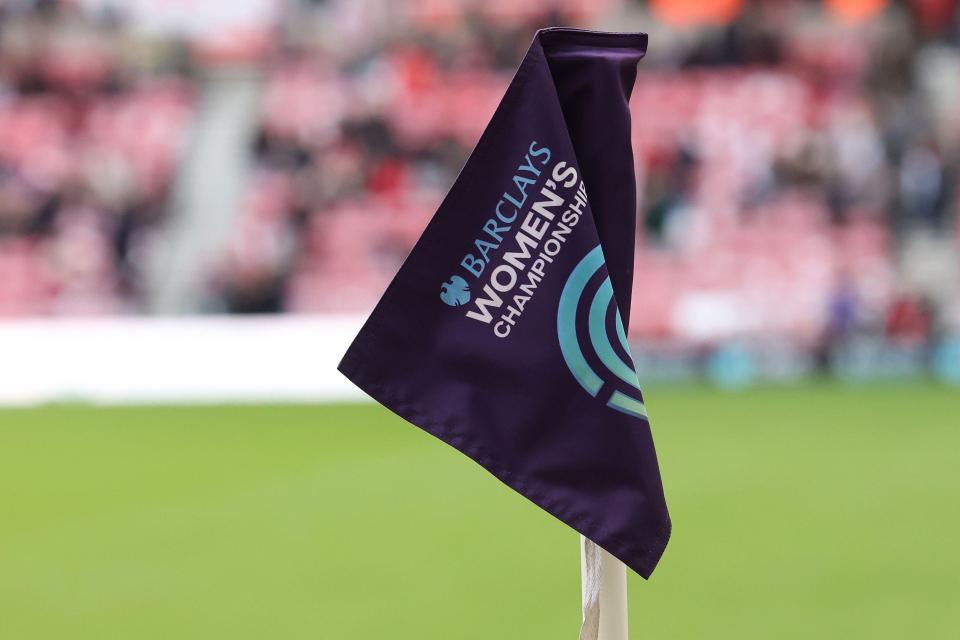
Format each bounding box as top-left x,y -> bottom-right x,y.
440,275 -> 471,307
557,246 -> 647,419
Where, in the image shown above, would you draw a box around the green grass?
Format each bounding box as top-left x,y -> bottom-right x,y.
0,384 -> 957,638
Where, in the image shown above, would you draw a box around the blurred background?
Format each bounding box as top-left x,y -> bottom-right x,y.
0,0 -> 958,387
0,1 -> 957,638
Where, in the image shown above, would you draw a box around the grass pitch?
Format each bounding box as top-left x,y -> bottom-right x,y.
0,384 -> 957,639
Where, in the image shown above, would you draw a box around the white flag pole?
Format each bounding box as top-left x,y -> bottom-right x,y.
580,536 -> 629,640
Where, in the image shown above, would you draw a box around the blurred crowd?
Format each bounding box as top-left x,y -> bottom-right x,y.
0,0 -> 959,358
0,1 -> 193,313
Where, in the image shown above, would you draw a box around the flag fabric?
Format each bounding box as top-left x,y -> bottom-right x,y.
338,28 -> 670,578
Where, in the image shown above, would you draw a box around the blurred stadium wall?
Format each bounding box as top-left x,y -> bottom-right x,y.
0,0 -> 959,403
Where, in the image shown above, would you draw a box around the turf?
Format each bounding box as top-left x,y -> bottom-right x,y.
0,384 -> 957,639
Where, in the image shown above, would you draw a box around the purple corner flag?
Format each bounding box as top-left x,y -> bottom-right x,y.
339,28 -> 670,578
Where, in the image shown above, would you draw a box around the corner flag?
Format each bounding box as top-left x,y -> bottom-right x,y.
339,28 -> 670,578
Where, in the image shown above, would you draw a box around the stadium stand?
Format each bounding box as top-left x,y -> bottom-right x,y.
1,0 -> 958,351
0,3 -> 194,314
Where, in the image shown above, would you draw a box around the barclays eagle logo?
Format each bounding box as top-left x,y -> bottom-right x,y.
440,275 -> 471,306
